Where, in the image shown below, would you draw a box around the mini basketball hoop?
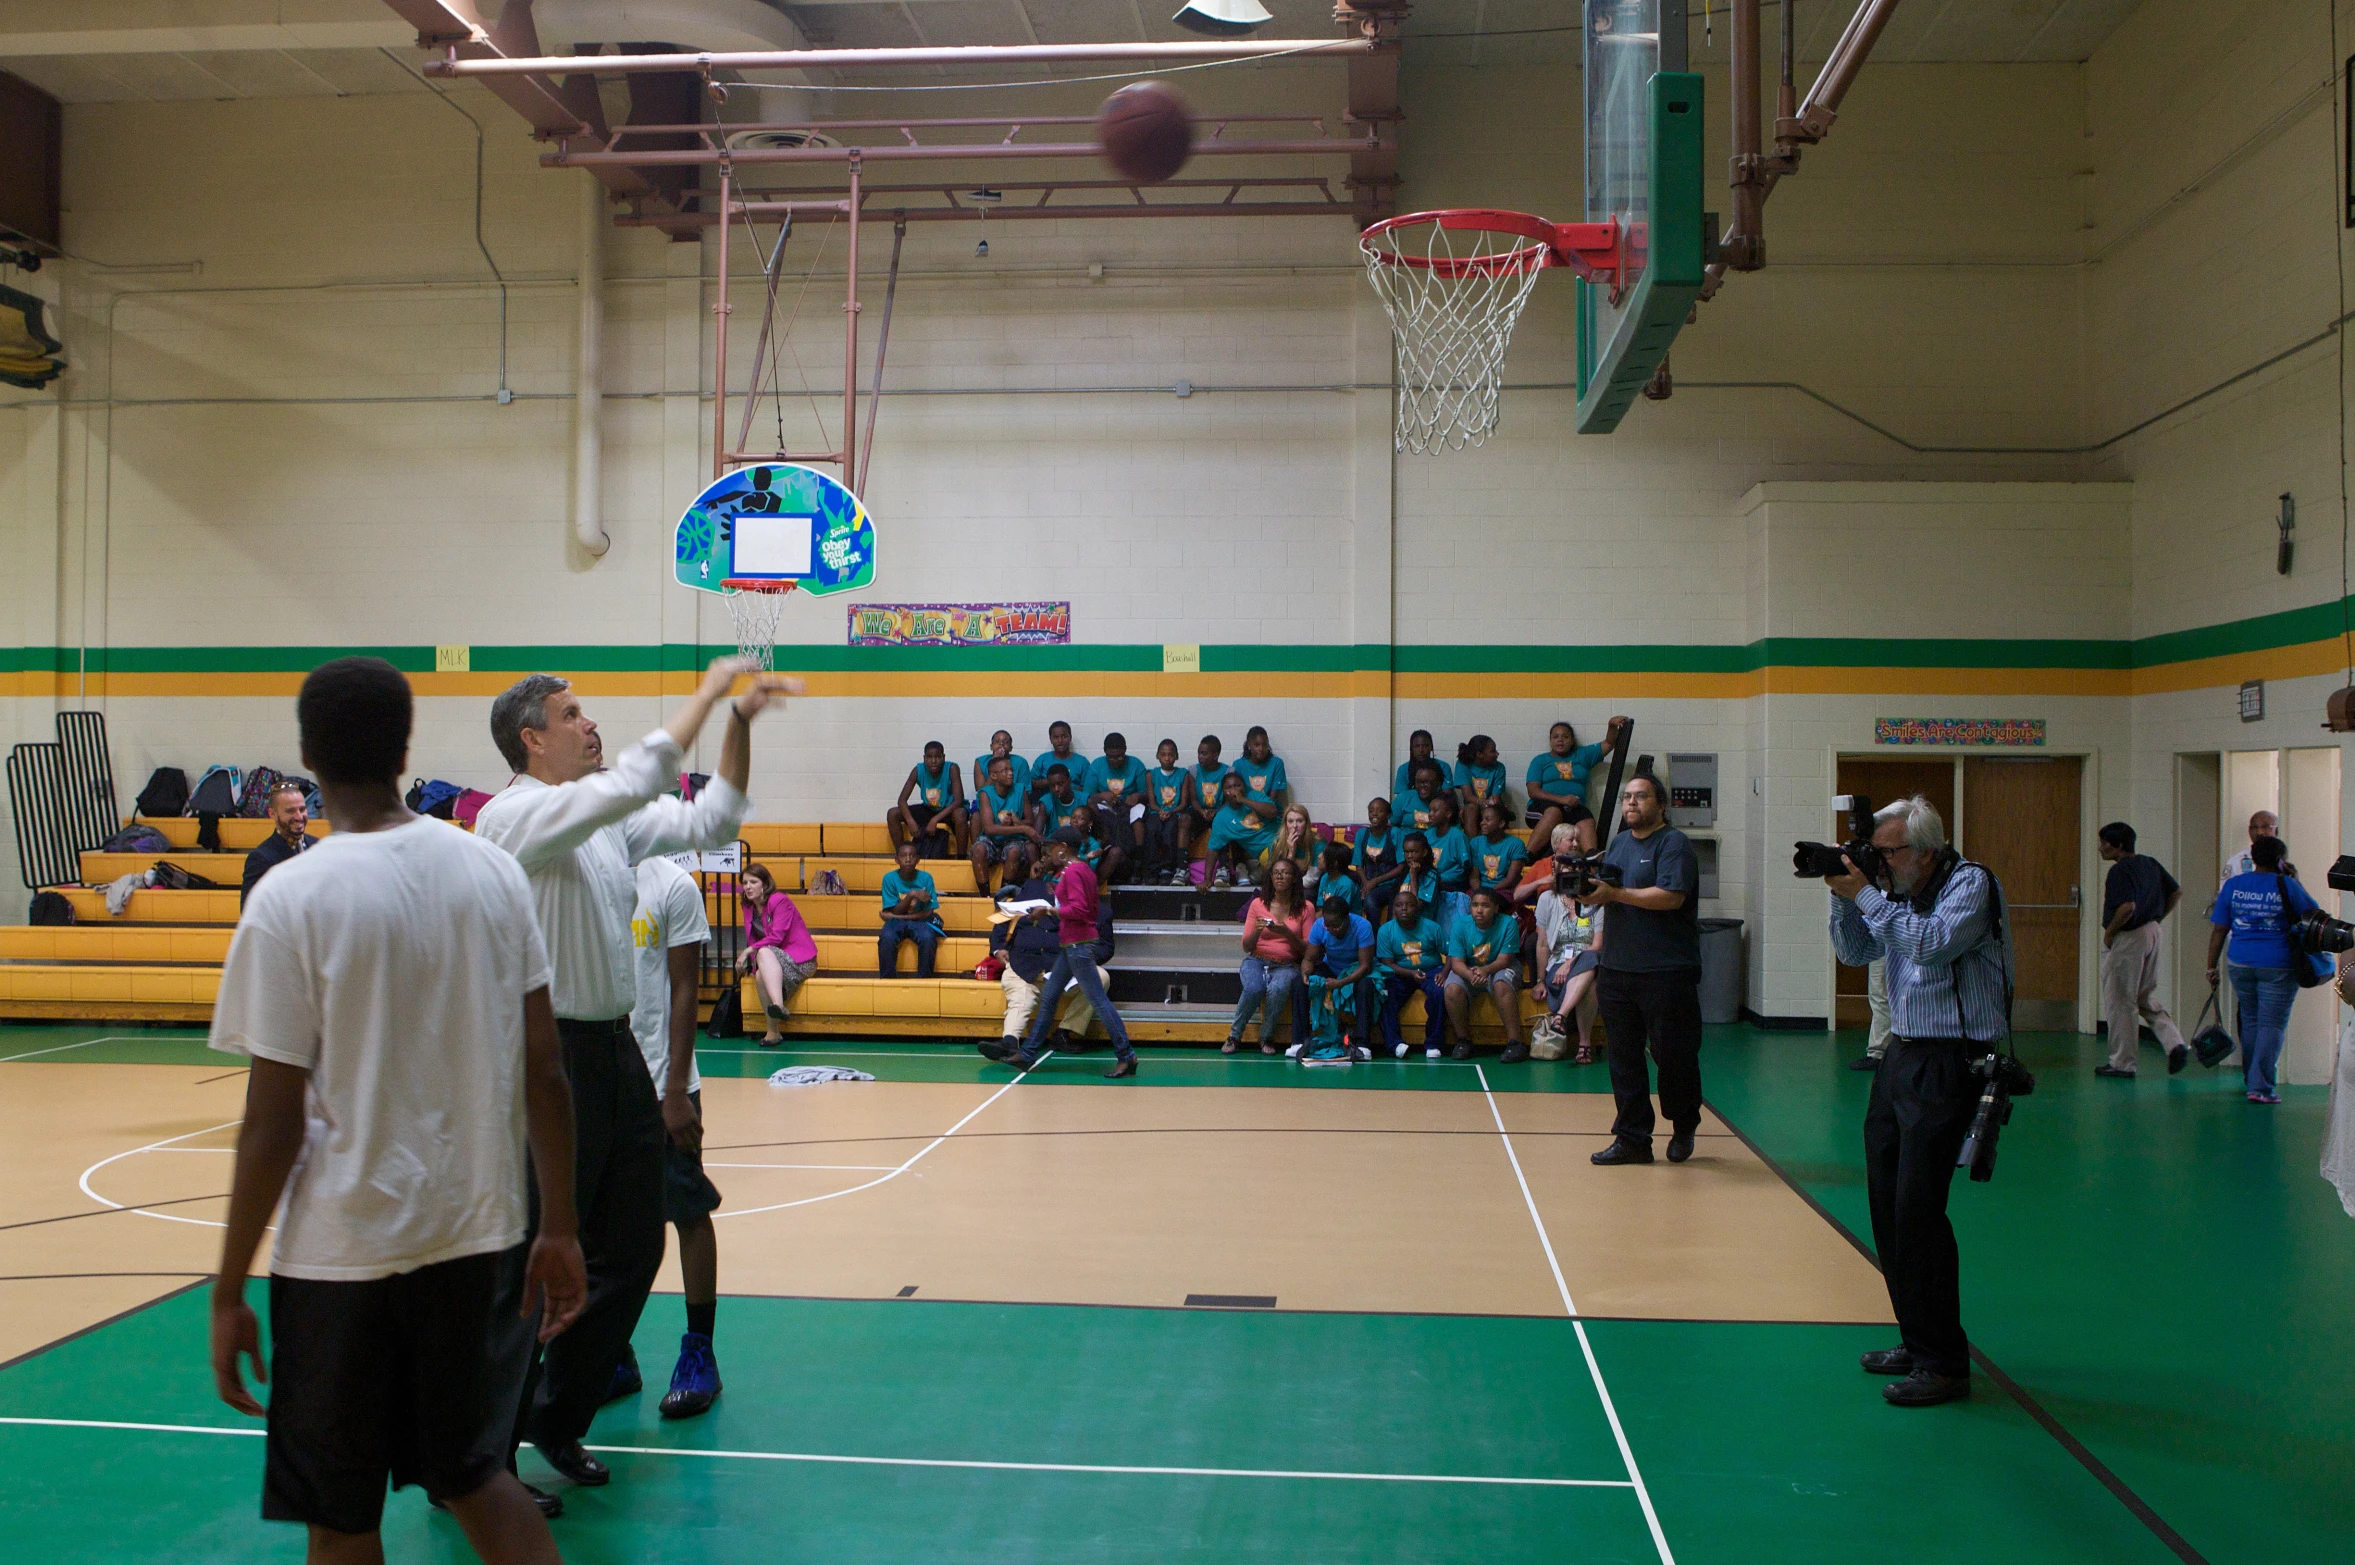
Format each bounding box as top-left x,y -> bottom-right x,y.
719,579 -> 797,671
1359,209 -> 1625,454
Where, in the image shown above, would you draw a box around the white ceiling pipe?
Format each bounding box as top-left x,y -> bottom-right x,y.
572,170 -> 610,558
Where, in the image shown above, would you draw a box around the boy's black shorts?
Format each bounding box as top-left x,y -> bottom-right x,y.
665,1088 -> 724,1223
262,1245 -> 515,1533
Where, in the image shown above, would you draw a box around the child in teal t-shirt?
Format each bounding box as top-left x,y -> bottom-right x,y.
879,841 -> 943,979
1453,734 -> 1509,818
1038,764 -> 1090,836
1392,729 -> 1439,801
1206,771 -> 1278,886
1354,797 -> 1405,918
1142,738 -> 1195,885
974,730 -> 1032,807
1524,718 -> 1616,853
1308,840 -> 1362,915
1375,885 -> 1451,1058
1393,764 -> 1448,834
1031,720 -> 1083,805
971,752 -> 1040,891
1235,726 -> 1289,808
890,740 -> 967,858
1443,887 -> 1527,1060
1471,799 -> 1529,892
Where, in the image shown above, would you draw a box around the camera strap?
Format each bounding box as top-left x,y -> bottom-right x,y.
1920,855 -> 2015,1050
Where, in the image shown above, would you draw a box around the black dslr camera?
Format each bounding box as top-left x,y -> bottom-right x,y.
1555,852 -> 1624,899
1957,1051 -> 2036,1183
1793,794 -> 1887,882
2290,855 -> 2355,956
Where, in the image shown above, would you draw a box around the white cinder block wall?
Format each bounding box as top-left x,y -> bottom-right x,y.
5,29 -> 2354,1068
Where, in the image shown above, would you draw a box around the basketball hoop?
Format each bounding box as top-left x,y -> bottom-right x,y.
1359,209 -> 1622,454
720,579 -> 797,670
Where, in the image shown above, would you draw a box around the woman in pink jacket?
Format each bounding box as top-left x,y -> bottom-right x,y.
739,861 -> 818,1046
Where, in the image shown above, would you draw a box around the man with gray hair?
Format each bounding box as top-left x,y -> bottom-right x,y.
1826,793 -> 2012,1409
473,657 -> 797,1500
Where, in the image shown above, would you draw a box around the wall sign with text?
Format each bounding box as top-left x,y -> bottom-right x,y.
848,602 -> 1071,647
1875,718 -> 2047,747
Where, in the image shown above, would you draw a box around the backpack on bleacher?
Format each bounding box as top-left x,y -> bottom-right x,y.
452,788 -> 494,827
405,778 -> 465,819
28,890 -> 76,925
151,861 -> 224,891
101,824 -> 171,854
239,766 -> 288,818
188,766 -> 242,817
134,767 -> 188,818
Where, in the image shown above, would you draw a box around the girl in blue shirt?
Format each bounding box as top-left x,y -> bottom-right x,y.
1235,726 -> 1289,808
1443,887 -> 1527,1062
1392,729 -> 1438,800
1425,793 -> 1473,929
1140,738 -> 1195,884
1355,796 -> 1405,917
1393,763 -> 1449,834
1471,799 -> 1529,893
1207,771 -> 1278,887
1308,840 -> 1362,915
1189,735 -> 1230,867
1454,734 -> 1509,819
2206,837 -> 2319,1102
1524,717 -> 1622,855
1398,831 -> 1442,920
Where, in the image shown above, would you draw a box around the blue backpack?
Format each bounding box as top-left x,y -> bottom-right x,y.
406,778 -> 466,818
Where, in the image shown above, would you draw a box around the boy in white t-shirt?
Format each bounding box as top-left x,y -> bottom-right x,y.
611,854 -> 725,1421
208,656 -> 587,1561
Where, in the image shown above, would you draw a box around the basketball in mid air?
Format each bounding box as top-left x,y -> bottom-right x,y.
1096,82 -> 1195,184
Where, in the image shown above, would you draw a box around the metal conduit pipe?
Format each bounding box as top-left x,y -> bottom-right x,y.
573,173 -> 611,557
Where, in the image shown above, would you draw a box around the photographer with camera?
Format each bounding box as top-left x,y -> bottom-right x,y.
1577,773 -> 1705,1167
1825,795 -> 2012,1409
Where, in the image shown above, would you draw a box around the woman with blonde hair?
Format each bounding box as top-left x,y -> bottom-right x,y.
1270,803 -> 1317,883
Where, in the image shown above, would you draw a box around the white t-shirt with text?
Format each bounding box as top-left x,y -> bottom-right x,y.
630,856 -> 710,1095
209,816 -> 552,1282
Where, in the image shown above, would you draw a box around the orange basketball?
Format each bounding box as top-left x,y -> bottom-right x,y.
1096,81 -> 1195,184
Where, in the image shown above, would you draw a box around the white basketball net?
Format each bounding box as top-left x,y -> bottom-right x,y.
724,583 -> 793,670
1359,217 -> 1553,455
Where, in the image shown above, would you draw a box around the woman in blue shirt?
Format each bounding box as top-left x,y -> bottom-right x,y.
1523,717 -> 1625,855
2205,835 -> 2318,1103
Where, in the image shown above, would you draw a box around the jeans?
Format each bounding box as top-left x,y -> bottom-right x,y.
2228,962 -> 2298,1094
1378,969 -> 1446,1052
1021,944 -> 1134,1062
1139,810 -> 1185,877
1863,1035 -> 1977,1377
1231,955 -> 1298,1044
1596,965 -> 1704,1142
879,917 -> 940,977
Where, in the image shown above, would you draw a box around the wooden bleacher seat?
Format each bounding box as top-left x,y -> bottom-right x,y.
706,893 -> 995,934
133,817 -> 329,850
82,851 -> 252,884
60,887 -> 242,924
737,823 -> 823,856
0,926 -> 232,963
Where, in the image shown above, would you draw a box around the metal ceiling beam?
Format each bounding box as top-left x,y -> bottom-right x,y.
380,0 -> 663,200
546,136 -> 1389,166
427,38 -> 1376,77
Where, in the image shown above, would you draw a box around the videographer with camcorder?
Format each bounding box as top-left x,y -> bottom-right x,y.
1577,773 -> 1706,1168
1823,795 -> 2016,1409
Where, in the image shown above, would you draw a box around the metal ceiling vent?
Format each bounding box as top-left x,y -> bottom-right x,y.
724,127 -> 840,151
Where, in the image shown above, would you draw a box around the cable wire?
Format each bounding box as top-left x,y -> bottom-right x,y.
380,48 -> 511,398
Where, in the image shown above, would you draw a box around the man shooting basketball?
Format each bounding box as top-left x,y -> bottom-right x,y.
474,656 -> 798,1499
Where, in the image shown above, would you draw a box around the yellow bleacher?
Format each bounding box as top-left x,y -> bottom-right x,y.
12,819 -> 1525,1042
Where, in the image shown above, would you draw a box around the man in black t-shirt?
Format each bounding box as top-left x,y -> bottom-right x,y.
1577,774 -> 1705,1165
2096,821 -> 2187,1077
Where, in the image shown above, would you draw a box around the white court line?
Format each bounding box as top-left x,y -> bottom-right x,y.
714,1052 -> 1047,1220
0,1417 -> 1627,1489
0,1032 -> 205,1065
78,1120 -> 244,1229
1475,1064 -> 1677,1565
704,1161 -> 902,1171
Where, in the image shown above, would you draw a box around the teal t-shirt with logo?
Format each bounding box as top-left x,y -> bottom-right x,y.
1149,766 -> 1189,813
1448,913 -> 1515,968
976,752 -> 1031,800
1378,915 -> 1447,974
1473,831 -> 1528,890
880,868 -> 938,919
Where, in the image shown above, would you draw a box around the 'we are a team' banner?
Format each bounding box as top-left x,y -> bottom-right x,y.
848,602 -> 1072,647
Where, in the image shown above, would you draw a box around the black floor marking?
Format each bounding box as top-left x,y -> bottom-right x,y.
705,1125 -> 1739,1155
1183,1294 -> 1277,1310
1701,1096 -> 2213,1565
895,1285 -> 918,1298
0,1193 -> 227,1233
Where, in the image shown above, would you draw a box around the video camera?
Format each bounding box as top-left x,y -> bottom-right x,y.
1793,794 -> 1887,882
1555,852 -> 1624,899
1956,1051 -> 2036,1183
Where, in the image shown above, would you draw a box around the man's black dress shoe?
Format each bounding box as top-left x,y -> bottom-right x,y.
536,1440 -> 610,1486
1665,1130 -> 1694,1163
1858,1346 -> 1913,1376
1882,1367 -> 1970,1407
1104,1057 -> 1136,1078
1590,1139 -> 1653,1166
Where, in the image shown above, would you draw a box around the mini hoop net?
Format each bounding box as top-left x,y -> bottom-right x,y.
721,579 -> 797,670
1359,210 -> 1559,455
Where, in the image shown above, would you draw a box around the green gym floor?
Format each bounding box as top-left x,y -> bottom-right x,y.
0,1022 -> 2346,1563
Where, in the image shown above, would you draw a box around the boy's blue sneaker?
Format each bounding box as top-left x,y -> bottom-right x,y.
659,1332 -> 723,1420
602,1343 -> 643,1404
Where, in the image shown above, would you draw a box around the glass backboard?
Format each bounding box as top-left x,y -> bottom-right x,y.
1577,0 -> 1704,433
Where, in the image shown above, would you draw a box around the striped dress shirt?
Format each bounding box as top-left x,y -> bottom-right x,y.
1829,863 -> 2014,1043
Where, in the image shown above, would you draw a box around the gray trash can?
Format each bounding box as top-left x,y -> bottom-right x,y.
1697,917 -> 1744,1025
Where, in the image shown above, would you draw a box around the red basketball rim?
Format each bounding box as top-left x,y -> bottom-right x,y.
721,578 -> 799,594
1359,208 -> 1569,279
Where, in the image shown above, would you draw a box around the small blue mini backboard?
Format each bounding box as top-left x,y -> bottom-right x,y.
673,463 -> 877,597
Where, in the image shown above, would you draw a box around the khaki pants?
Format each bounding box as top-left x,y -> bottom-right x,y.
2101,920 -> 2186,1070
1000,965 -> 1099,1040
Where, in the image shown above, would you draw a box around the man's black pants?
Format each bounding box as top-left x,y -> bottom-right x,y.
1597,965 -> 1703,1143
1863,1035 -> 1978,1376
480,1019 -> 665,1459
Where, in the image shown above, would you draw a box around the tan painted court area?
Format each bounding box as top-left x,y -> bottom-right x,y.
2,1055 -> 1890,1367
